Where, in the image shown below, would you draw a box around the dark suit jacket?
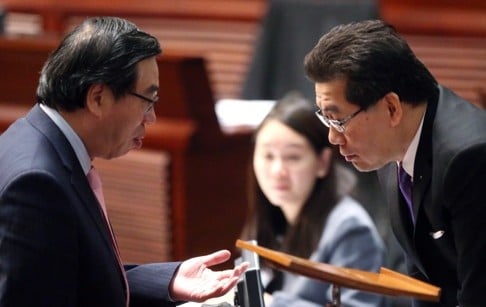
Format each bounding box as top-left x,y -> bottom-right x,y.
0,105 -> 180,307
377,86 -> 486,307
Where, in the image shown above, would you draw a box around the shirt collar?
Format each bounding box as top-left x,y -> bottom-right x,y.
398,114 -> 425,180
39,104 -> 92,175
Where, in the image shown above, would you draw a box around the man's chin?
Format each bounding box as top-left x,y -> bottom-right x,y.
350,161 -> 378,173
106,148 -> 132,160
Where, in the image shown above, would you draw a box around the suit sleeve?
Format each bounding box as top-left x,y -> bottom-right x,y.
0,171 -> 79,306
126,262 -> 182,307
444,144 -> 486,305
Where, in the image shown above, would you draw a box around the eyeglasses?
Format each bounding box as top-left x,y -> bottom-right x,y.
129,92 -> 158,114
315,107 -> 363,133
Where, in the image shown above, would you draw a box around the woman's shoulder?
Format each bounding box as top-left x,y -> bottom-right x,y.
312,196 -> 385,263
328,196 -> 374,225
320,196 -> 382,247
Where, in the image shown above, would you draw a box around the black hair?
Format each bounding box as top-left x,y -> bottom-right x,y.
37,16 -> 161,111
304,19 -> 438,109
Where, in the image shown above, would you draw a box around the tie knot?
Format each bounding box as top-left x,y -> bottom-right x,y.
87,166 -> 102,190
86,165 -> 107,214
398,165 -> 411,184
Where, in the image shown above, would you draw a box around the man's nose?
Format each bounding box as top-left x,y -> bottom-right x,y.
144,108 -> 157,124
328,126 -> 344,145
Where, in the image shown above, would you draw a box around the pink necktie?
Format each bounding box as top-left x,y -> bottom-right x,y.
87,166 -> 106,214
87,166 -> 130,306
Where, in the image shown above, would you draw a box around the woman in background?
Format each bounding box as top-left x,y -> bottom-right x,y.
241,93 -> 386,307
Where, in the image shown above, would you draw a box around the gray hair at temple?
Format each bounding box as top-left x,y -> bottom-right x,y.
37,16 -> 162,111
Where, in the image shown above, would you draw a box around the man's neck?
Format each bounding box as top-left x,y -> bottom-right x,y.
398,102 -> 427,175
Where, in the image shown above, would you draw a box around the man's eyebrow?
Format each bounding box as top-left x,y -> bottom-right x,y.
316,95 -> 339,112
321,105 -> 340,113
143,85 -> 159,95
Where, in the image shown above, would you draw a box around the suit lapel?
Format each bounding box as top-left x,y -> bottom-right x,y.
412,93 -> 437,225
379,165 -> 418,258
26,105 -> 120,265
406,88 -> 438,278
375,88 -> 440,280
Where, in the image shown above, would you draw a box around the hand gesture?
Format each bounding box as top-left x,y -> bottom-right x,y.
170,250 -> 249,302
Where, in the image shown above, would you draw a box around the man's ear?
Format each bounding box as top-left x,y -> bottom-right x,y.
85,84 -> 105,117
383,92 -> 402,127
317,147 -> 333,178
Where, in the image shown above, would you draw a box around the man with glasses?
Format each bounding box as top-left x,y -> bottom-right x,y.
0,16 -> 247,306
304,20 -> 486,306
315,107 -> 363,134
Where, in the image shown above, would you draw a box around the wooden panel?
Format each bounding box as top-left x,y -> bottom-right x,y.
1,0 -> 266,99
1,0 -> 265,24
406,35 -> 486,108
67,16 -> 260,100
379,0 -> 486,108
0,104 -> 29,131
0,34 -> 58,105
1,0 -> 265,36
4,14 -> 260,100
380,0 -> 486,36
94,149 -> 172,264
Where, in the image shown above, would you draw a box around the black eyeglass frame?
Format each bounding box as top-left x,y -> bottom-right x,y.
129,91 -> 158,114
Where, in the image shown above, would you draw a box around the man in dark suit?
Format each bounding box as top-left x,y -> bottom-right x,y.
304,20 -> 486,306
0,16 -> 247,306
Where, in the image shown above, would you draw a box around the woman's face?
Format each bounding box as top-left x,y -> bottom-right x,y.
253,119 -> 329,223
